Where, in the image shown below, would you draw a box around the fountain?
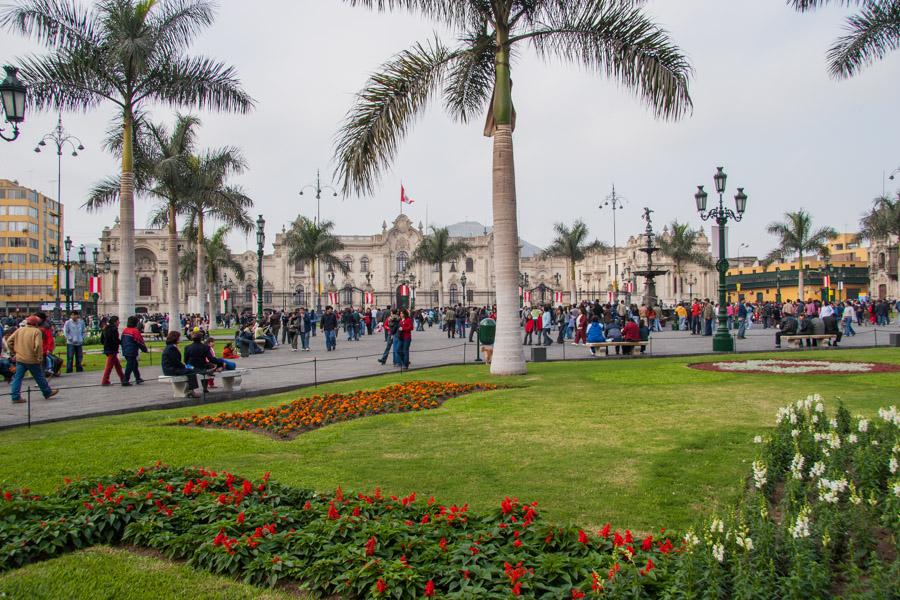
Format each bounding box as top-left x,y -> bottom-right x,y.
632,207 -> 669,307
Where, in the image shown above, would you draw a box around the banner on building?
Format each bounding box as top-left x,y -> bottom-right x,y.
221,288 -> 229,301
398,284 -> 410,297
522,291 -> 532,304
88,276 -> 102,295
823,275 -> 831,289
327,292 -> 339,306
364,291 -> 374,305
608,291 -> 615,303
554,291 -> 564,304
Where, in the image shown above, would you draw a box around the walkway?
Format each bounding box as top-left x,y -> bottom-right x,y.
1,322 -> 897,429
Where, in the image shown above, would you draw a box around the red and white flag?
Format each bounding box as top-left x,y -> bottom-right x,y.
554,291 -> 564,304
823,275 -> 831,289
398,284 -> 410,297
364,291 -> 374,305
400,184 -> 415,204
327,292 -> 339,306
221,288 -> 229,301
89,276 -> 102,295
523,291 -> 532,304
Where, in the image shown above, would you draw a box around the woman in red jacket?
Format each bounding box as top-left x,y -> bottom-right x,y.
573,307 -> 588,345
398,309 -> 413,370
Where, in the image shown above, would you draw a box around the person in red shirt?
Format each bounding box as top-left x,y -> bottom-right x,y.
622,319 -> 640,355
398,309 -> 413,369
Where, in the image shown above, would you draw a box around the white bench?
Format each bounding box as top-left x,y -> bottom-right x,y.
780,334 -> 838,349
158,369 -> 249,398
577,341 -> 648,356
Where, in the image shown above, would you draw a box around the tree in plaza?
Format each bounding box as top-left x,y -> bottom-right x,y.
541,221 -> 605,305
177,148 -> 253,319
334,1 -> 692,375
764,210 -> 838,301
88,113 -> 202,324
409,226 -> 472,308
179,226 -> 244,320
657,221 -> 713,302
790,0 -> 900,78
283,217 -> 348,310
1,0 -> 253,324
858,192 -> 900,281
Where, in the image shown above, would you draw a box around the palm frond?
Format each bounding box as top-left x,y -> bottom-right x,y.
826,1 -> 900,78
789,0 -> 867,12
443,27 -> 496,123
138,55 -> 255,112
0,0 -> 101,50
333,38 -> 458,196
83,175 -> 121,211
342,0 -> 479,27
147,0 -> 215,56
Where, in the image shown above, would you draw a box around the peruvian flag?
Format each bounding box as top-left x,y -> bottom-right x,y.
364,291 -> 374,305
554,291 -> 564,304
327,292 -> 339,306
401,184 -> 414,204
221,288 -> 229,301
523,291 -> 532,304
518,286 -> 523,297
89,276 -> 102,295
398,284 -> 410,297
823,275 -> 831,289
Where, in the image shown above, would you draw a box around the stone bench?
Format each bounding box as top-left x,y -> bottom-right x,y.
158,368 -> 249,398
780,334 -> 838,349
577,341 -> 648,356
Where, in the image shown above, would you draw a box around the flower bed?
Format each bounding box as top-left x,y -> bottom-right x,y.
178,382 -> 498,438
689,359 -> 900,375
1,398 -> 897,598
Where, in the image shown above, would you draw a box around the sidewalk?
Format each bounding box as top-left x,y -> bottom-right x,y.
1,322 -> 897,429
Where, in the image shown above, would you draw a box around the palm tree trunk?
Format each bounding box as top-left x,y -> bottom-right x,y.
798,253 -> 804,301
196,215 -> 207,318
208,278 -> 218,326
118,110 -> 136,325
569,259 -> 576,306
489,123 -> 526,375
438,265 -> 444,308
167,202 -> 180,325
312,260 -> 319,310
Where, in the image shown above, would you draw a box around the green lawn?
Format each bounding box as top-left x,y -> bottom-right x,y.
3,348 -> 898,535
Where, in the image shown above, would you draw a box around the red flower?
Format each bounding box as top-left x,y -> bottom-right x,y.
352,506 -> 361,517
424,580 -> 435,597
365,536 -> 376,556
469,545 -> 479,555
376,579 -> 388,594
501,496 -> 514,514
327,502 -> 340,520
545,531 -> 554,544
303,501 -> 312,510
462,570 -> 470,580
217,493 -> 227,505
236,511 -> 245,525
242,480 -> 253,495
608,562 -> 621,580
213,530 -> 226,546
658,539 -> 674,554
514,539 -> 522,547
572,590 -> 586,599
512,582 -> 522,596
335,485 -> 344,502
400,554 -> 410,568
262,471 -> 270,482
592,571 -> 603,592
613,531 -> 624,547
578,530 -> 589,544
420,514 -> 430,524
439,537 -> 448,552
641,558 -> 656,576
272,555 -> 281,563
642,535 -> 653,551
599,523 -> 611,538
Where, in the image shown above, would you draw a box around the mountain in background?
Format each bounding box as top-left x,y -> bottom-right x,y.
445,221 -> 542,258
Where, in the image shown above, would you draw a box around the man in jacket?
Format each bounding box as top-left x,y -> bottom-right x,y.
184,332 -> 216,392
121,316 -> 149,385
775,314 -> 799,348
320,306 -> 338,351
702,300 -> 715,336
63,311 -> 86,373
8,315 -> 59,403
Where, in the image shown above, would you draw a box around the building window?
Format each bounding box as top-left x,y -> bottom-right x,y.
432,262 -> 439,272
263,291 -> 273,304
138,277 -> 152,297
449,260 -> 457,273
465,257 -> 474,272
449,284 -> 458,304
342,286 -> 353,305
294,285 -> 305,306
466,289 -> 474,302
396,251 -> 408,273
432,290 -> 439,305
294,260 -> 305,273
342,256 -> 352,272
245,284 -> 253,303
360,256 -> 369,273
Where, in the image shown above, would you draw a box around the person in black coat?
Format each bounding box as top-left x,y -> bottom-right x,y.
100,316 -> 125,385
183,333 -> 217,392
161,331 -> 200,398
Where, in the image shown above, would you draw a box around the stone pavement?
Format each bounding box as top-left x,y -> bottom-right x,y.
1,322 -> 897,429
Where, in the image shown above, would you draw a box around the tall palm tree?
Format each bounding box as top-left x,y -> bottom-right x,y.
1,0 -> 254,324
175,148 -> 253,319
410,226 -> 472,308
180,226 -> 244,319
541,221 -> 605,305
859,192 -> 900,280
658,221 -> 713,302
283,217 -> 348,309
88,113 -> 201,323
334,1 -> 692,375
790,0 -> 900,78
764,210 -> 838,300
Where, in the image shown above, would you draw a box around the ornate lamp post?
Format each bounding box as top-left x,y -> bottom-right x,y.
599,185 -> 625,300
299,170 -> 338,225
695,167 -> 748,352
221,273 -> 231,316
459,272 -> 467,306
256,215 -> 265,320
0,66 -> 27,142
687,273 -> 697,301
775,267 -> 782,303
77,246 -> 109,317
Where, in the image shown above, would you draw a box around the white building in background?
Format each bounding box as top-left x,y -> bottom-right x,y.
96,214 -> 718,316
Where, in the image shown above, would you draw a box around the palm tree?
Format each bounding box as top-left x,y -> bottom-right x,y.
790,0 -> 900,78
541,221 -> 605,305
410,226 -> 472,307
658,221 -> 713,302
859,192 -> 900,281
334,1 -> 692,375
180,226 -> 244,320
283,217 -> 349,309
175,148 -> 253,319
764,210 -> 839,300
88,113 -> 202,323
1,0 -> 254,324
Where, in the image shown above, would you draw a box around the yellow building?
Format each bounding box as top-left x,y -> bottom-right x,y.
0,179 -> 64,316
726,233 -> 869,303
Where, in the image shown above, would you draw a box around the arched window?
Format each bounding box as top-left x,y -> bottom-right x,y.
396,251 -> 408,273
342,286 -> 354,305
879,252 -> 886,269
342,255 -> 353,272
263,291 -> 272,305
432,290 -> 439,305
360,256 -> 369,273
465,257 -> 474,272
466,289 -> 474,303
245,284 -> 253,303
449,284 -> 458,304
294,260 -> 305,273
294,285 -> 305,307
449,260 -> 458,273
138,277 -> 151,297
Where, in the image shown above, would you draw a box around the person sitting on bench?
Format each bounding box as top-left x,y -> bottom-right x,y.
586,316 -> 606,356
184,332 -> 218,393
622,319 -> 640,355
775,314 -> 798,348
822,313 -> 842,346
161,331 -> 200,399
605,320 -> 623,355
798,313 -> 815,347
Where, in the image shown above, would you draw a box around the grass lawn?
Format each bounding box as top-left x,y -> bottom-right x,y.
2,347 -> 898,536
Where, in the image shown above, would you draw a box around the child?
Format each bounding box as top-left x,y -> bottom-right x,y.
222,342 -> 239,360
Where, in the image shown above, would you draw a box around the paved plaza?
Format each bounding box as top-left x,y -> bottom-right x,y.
1,322 -> 898,429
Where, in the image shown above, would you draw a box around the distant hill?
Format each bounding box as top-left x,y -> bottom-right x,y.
445,221 -> 542,258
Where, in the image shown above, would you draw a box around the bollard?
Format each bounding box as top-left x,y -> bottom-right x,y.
313,357 -> 318,388
27,385 -> 31,428
463,342 -> 466,364
874,326 -> 878,347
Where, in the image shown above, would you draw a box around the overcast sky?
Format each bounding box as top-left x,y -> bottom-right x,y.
1,0 -> 898,259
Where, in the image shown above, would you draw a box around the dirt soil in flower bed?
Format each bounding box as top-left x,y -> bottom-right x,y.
177,382 -> 500,440
688,360 -> 900,375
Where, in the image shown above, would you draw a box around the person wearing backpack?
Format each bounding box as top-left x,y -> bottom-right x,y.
121,316 -> 149,386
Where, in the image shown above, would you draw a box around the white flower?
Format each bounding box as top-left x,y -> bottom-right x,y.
790,412 -> 798,425
712,542 -> 725,563
735,535 -> 753,551
890,457 -> 898,475
814,401 -> 825,413
829,418 -> 839,430
790,508 -> 811,539
812,415 -> 819,424
857,419 -> 869,433
814,432 -> 827,443
893,483 -> 900,498
753,435 -> 763,444
818,478 -> 848,504
791,429 -> 800,439
684,531 -> 700,547
809,461 -> 826,479
872,440 -> 880,447
848,434 -> 858,444
710,518 -> 724,534
752,461 -> 768,489
826,432 -> 842,450
878,406 -> 899,426
790,453 -> 806,480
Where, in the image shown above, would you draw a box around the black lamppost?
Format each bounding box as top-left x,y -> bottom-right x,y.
599,185 -> 625,301
256,215 -> 265,320
687,274 -> 697,301
77,246 -> 109,317
409,273 -> 416,309
222,273 -> 231,316
460,272 -> 467,306
695,167 -> 748,352
299,170 -> 338,225
58,236 -> 74,312
0,66 -> 27,142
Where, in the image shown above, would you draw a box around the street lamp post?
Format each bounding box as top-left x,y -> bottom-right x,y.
35,115 -> 84,322
687,274 -> 697,301
256,215 -> 265,321
775,267 -> 782,303
0,66 -> 27,142
299,170 -> 338,226
460,272 -> 467,307
695,166 -> 748,352
60,236 -> 74,312
600,185 -> 624,300
77,246 -> 109,317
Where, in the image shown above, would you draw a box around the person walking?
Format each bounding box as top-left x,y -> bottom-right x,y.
737,300 -> 749,339
541,304 -> 553,346
377,309 -> 398,365
121,316 -> 149,386
7,315 -> 59,404
573,307 -> 588,344
63,310 -> 86,373
841,300 -> 856,337
298,308 -> 311,351
100,316 -> 125,386
398,308 -> 413,369
320,306 -> 338,351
